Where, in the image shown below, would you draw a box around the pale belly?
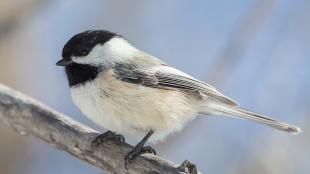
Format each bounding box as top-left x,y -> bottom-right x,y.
70,73 -> 199,142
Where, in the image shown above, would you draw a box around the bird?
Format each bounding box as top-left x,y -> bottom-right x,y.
56,30 -> 301,170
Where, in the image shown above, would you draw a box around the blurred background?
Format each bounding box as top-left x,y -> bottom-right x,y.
0,0 -> 309,174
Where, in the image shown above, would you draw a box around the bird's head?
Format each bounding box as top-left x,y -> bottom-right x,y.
56,30 -> 138,87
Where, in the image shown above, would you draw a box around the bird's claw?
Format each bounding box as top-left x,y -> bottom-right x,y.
124,146 -> 156,169
140,146 -> 156,155
178,160 -> 198,174
92,131 -> 125,147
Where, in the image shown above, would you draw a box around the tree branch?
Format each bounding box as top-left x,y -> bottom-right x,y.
0,84 -> 201,174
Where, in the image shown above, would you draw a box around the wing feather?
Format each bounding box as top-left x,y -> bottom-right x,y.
115,64 -> 238,106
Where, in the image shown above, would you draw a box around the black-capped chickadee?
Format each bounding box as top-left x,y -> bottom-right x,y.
56,30 -> 301,169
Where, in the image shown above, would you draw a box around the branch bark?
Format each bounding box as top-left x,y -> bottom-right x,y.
0,84 -> 200,174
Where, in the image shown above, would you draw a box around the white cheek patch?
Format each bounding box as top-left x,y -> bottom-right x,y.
72,37 -> 138,66
72,45 -> 106,65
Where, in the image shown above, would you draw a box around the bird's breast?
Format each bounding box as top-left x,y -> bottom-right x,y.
70,70 -> 198,142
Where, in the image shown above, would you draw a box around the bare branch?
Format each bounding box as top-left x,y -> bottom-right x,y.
0,84 -> 201,174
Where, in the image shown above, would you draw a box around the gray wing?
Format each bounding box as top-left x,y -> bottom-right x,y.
115,64 -> 238,106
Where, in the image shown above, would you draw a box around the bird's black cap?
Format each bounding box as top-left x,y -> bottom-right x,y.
57,30 -> 119,66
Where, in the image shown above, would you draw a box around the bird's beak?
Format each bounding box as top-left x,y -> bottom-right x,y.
56,59 -> 72,66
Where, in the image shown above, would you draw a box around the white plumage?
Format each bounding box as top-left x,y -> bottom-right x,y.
71,69 -> 199,142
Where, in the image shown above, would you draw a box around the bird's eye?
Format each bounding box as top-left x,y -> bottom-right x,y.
80,48 -> 89,56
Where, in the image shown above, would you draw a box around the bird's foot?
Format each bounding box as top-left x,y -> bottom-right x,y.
124,146 -> 156,169
92,131 -> 125,147
178,160 -> 198,174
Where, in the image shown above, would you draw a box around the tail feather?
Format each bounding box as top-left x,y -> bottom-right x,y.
206,105 -> 301,134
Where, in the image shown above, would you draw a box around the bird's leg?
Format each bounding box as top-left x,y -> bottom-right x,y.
124,130 -> 156,169
178,160 -> 198,174
92,131 -> 125,147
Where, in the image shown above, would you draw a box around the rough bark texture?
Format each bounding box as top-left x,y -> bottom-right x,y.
0,84 -> 201,174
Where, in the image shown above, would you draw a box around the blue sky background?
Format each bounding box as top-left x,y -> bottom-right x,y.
0,0 -> 309,174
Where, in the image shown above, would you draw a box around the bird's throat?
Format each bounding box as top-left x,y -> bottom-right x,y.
65,63 -> 102,87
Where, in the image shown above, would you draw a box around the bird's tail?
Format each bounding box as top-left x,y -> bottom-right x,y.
202,104 -> 301,134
